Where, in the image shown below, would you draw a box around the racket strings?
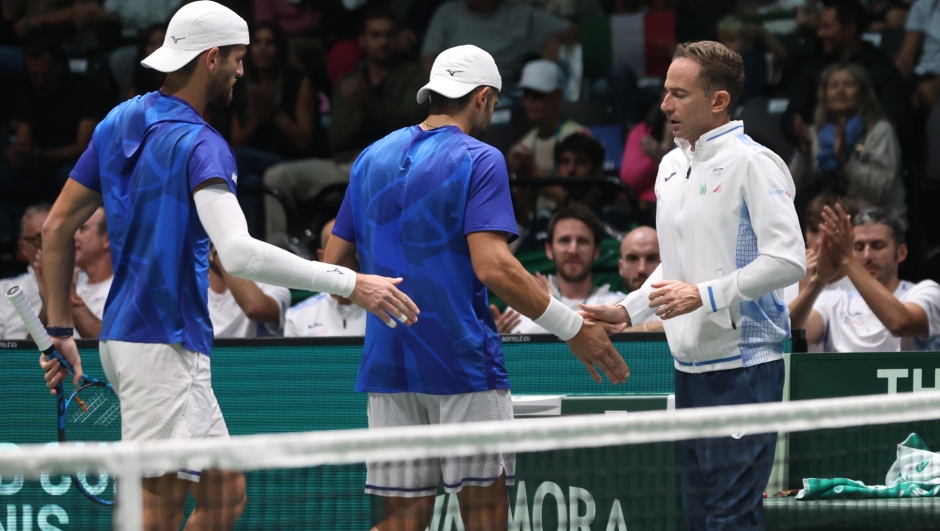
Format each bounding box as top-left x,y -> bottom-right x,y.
68,386 -> 121,441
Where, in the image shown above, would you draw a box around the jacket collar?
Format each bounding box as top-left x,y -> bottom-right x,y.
675,120 -> 745,162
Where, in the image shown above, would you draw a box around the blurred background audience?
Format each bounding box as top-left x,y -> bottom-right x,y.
0,0 -> 937,331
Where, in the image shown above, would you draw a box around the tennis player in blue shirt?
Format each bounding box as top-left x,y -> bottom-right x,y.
37,2 -> 417,529
325,45 -> 630,531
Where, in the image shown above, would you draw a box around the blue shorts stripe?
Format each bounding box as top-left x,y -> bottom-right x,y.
675,354 -> 743,367
443,475 -> 516,489
365,484 -> 438,493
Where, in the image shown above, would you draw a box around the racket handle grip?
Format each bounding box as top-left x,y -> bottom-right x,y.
5,285 -> 65,365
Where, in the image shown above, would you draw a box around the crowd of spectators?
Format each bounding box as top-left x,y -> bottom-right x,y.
0,0 -> 937,350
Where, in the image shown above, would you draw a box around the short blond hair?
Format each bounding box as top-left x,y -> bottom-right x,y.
673,41 -> 745,112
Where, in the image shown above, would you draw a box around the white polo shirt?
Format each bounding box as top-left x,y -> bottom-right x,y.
208,282 -> 291,338
284,293 -> 366,337
73,275 -> 113,339
509,280 -> 627,334
814,280 -> 940,352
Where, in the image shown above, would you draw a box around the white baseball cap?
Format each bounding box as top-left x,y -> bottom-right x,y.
141,1 -> 249,73
416,45 -> 502,104
517,59 -> 564,93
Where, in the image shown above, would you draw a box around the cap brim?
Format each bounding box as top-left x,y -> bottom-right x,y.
416,78 -> 482,104
141,46 -> 205,73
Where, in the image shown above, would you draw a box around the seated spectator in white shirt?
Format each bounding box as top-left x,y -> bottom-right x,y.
492,204 -> 624,334
207,244 -> 291,338
790,207 -> 940,352
0,203 -> 48,339
36,206 -> 113,339
284,219 -> 366,337
618,226 -> 663,331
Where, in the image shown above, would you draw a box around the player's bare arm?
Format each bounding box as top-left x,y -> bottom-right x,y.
210,247 -> 281,323
467,231 -> 629,384
323,231 -> 420,328
40,178 -> 101,392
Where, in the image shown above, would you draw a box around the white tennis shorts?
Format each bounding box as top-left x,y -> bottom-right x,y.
99,340 -> 229,480
365,389 -> 515,498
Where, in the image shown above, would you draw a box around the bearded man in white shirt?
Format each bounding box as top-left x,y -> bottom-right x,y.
581,41 -> 806,531
491,203 -> 625,334
790,206 -> 940,352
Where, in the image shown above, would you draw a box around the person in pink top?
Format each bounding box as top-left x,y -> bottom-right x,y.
620,106 -> 672,225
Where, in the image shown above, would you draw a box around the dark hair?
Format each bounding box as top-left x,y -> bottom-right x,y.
246,20 -> 290,80
554,133 -> 605,173
853,208 -> 906,245
823,0 -> 869,36
427,86 -> 497,115
360,5 -> 398,34
22,32 -> 66,63
804,194 -> 859,231
546,203 -> 605,247
175,45 -> 237,80
672,41 -> 745,113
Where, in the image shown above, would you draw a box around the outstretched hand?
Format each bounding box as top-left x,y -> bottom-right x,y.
566,320 -> 630,384
349,275 -> 420,328
578,303 -> 630,327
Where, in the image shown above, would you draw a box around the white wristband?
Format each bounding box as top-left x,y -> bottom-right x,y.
533,297 -> 584,341
315,266 -> 357,298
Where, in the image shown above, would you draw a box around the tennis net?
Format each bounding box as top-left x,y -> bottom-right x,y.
3,390 -> 940,531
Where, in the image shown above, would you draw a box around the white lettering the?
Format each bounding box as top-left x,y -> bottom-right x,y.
877,369 -> 909,394
913,369 -> 940,392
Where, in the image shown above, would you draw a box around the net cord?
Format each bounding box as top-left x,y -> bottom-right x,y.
5,391 -> 940,530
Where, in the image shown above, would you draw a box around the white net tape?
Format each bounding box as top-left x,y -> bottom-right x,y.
3,390 -> 940,530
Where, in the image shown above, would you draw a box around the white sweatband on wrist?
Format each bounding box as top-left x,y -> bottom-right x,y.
533,297 -> 584,340
193,184 -> 357,297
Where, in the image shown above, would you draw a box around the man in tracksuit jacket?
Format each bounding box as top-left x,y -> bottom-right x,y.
582,41 -> 806,530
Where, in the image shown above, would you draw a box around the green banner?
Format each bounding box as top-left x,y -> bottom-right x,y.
0,336 -> 675,530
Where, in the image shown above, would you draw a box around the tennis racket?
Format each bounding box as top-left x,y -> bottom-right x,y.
5,285 -> 120,506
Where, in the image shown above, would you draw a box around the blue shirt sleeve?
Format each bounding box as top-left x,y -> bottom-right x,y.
70,141 -> 101,193
332,184 -> 356,242
464,142 -> 518,242
188,127 -> 238,194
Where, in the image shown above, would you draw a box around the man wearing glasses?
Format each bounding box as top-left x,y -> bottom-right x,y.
0,203 -> 49,338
